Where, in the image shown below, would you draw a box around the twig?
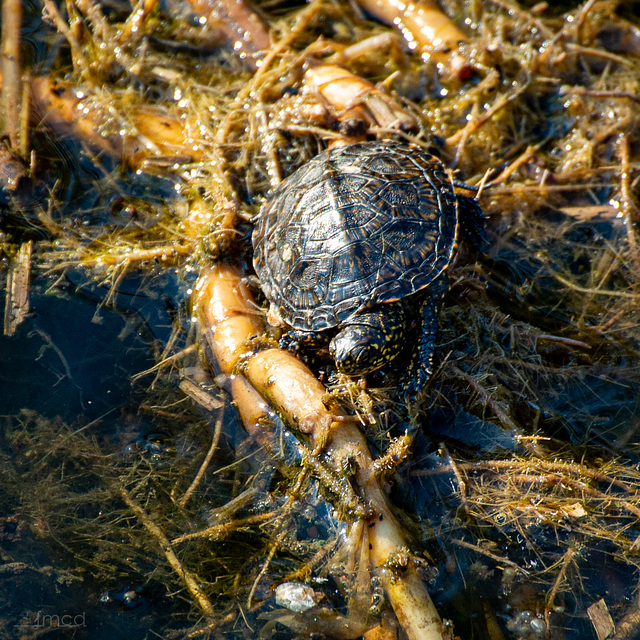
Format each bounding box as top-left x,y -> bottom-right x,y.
451,538 -> 528,575
452,101 -> 479,166
168,611 -> 236,639
78,243 -> 194,267
565,43 -> 632,67
118,0 -> 160,44
485,0 -> 554,40
554,273 -> 640,299
247,528 -> 288,609
4,241 -> 32,336
544,547 -> 576,632
617,134 -> 640,280
41,0 -> 91,80
413,458 -> 637,496
283,535 -> 343,582
441,443 -> 469,516
178,378 -> 224,412
131,344 -> 198,381
488,142 -> 546,185
256,107 -> 282,187
448,365 -> 522,435
560,86 -> 640,106
214,0 -> 325,147
172,512 -> 277,544
445,81 -> 529,148
574,0 -> 598,42
466,459 -> 634,494
178,407 -> 225,508
588,599 -> 616,640
535,334 -> 590,350
34,329 -> 77,390
464,466 -> 640,530
116,483 -> 215,616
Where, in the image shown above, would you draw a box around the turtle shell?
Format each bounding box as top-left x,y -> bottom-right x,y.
252,141 -> 460,331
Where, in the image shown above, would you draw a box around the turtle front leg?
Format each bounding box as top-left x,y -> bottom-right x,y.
402,275 -> 449,405
280,328 -> 331,367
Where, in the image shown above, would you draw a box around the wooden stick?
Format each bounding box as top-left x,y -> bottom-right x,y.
304,62 -> 418,132
4,241 -> 32,336
1,0 -> 23,150
178,407 -> 225,507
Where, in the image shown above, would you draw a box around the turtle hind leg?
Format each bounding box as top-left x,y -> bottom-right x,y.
401,276 -> 448,406
458,194 -> 489,254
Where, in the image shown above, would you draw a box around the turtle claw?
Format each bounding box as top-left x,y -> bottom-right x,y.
401,366 -> 430,408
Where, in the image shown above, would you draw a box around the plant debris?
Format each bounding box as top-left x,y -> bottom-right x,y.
2,1 -> 640,639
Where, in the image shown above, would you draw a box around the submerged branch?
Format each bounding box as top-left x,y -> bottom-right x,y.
355,0 -> 472,80
29,76 -> 206,168
193,265 -> 448,640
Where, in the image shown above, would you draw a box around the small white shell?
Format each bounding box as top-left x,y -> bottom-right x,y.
274,582 -> 320,613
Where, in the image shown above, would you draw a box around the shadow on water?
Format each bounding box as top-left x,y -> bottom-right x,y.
0,270 -> 188,638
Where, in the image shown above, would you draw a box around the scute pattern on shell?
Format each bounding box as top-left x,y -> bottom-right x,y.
252,141 -> 460,331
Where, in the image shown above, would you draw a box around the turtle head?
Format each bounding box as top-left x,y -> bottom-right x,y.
329,307 -> 406,376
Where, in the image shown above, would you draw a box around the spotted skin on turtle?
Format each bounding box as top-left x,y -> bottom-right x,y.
252,141 -> 485,402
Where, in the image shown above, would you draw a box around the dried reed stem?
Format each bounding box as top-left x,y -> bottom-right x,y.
1,0 -> 23,150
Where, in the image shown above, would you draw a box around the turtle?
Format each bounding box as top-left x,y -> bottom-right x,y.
252,140 -> 486,401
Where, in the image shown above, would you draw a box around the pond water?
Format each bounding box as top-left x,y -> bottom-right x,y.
0,256 -> 195,636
